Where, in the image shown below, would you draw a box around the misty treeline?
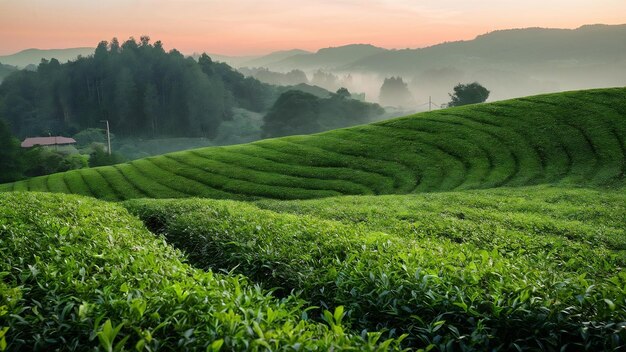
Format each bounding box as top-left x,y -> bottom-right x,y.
0,36 -> 274,139
0,63 -> 18,82
239,67 -> 361,97
262,89 -> 384,138
379,77 -> 414,107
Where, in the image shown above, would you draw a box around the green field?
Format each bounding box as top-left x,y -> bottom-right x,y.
1,88 -> 625,351
1,88 -> 624,198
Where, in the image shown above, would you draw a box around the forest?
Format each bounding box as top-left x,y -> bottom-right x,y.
0,38 -> 392,182
0,37 -> 274,139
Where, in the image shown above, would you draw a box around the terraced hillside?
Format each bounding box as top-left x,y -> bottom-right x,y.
1,88 -> 625,199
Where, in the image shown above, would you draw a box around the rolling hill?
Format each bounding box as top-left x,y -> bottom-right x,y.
238,49 -> 311,68
243,25 -> 626,104
0,47 -> 95,67
345,24 -> 626,74
262,44 -> 386,71
2,87 -> 626,350
2,87 -> 624,200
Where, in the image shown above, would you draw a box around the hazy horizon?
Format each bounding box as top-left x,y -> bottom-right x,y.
1,0 -> 626,56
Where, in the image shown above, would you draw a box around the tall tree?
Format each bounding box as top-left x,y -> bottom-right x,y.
143,83 -> 160,136
262,90 -> 320,138
0,119 -> 23,182
114,67 -> 138,134
448,82 -> 490,107
379,77 -> 415,107
0,37 -> 275,139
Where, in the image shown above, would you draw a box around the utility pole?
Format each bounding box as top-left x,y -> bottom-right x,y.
429,96 -> 432,111
100,120 -> 111,155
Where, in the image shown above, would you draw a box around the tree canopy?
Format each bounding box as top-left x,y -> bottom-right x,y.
0,119 -> 23,183
448,82 -> 490,107
0,37 -> 275,139
379,77 -> 414,107
262,90 -> 384,138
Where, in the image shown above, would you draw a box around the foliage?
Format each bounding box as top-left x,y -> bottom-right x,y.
0,63 -> 18,82
0,119 -> 90,182
125,186 -> 626,350
88,144 -> 126,167
448,82 -> 490,107
197,53 -> 275,113
262,90 -> 321,137
0,37 -> 274,139
274,83 -> 333,98
335,87 -> 351,98
73,128 -> 110,147
262,90 -> 384,138
212,108 -> 264,146
20,147 -> 86,177
1,87 -> 625,351
0,119 -> 23,183
0,192 -> 404,351
379,77 -> 414,107
311,70 -> 340,91
112,137 -> 213,161
60,153 -> 89,170
1,87 -> 623,199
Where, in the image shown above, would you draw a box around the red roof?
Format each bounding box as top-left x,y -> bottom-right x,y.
21,136 -> 77,148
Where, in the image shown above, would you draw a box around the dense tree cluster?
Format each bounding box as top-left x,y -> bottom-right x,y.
379,77 -> 415,107
262,89 -> 384,138
448,82 -> 490,107
0,63 -> 18,82
0,119 -> 22,183
0,119 -> 89,182
0,37 -> 274,139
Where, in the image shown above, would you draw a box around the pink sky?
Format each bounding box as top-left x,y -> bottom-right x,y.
1,0 -> 625,56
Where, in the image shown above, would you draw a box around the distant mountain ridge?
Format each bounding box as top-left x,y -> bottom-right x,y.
2,24 -> 624,104
345,24 -> 626,73
239,49 -> 311,68
0,63 -> 18,82
0,47 -> 95,67
262,44 -> 387,71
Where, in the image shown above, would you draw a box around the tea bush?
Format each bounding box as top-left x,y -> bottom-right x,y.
126,186 -> 626,350
2,88 -> 624,199
0,192 -> 404,351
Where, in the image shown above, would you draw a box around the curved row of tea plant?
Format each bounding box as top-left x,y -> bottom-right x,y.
125,186 -> 626,350
2,88 -> 625,199
0,192 -> 405,351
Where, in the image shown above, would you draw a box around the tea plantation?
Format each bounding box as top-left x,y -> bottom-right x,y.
2,88 -> 625,198
0,192 -> 404,351
1,87 -> 626,351
125,186 -> 626,350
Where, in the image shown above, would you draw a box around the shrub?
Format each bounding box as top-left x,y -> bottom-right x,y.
0,192 -> 405,351
126,188 -> 626,350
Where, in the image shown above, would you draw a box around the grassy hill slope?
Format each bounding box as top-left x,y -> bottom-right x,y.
0,47 -> 95,67
2,87 -> 625,200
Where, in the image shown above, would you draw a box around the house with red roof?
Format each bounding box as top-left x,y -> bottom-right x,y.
21,136 -> 77,148
21,136 -> 78,154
